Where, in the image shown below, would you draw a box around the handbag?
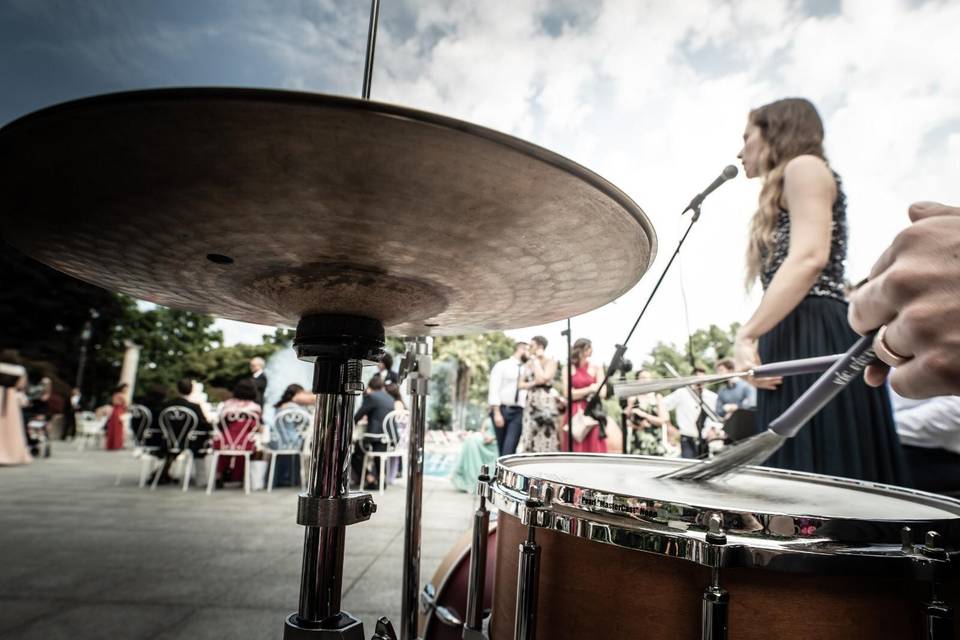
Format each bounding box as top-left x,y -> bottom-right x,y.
569,410 -> 599,443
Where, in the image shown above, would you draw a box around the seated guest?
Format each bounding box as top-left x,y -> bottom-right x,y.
351,376 -> 395,489
892,392 -> 960,496
385,382 -> 406,411
269,384 -> 309,487
449,419 -> 499,492
215,379 -> 262,485
155,379 -> 212,485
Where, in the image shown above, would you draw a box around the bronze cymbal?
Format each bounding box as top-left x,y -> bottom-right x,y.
0,88 -> 656,335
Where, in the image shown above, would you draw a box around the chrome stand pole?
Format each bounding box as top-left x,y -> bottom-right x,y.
400,337 -> 433,640
284,315 -> 384,640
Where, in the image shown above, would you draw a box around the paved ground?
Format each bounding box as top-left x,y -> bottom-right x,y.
0,443 -> 476,639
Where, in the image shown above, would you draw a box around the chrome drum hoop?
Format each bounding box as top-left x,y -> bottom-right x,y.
487,453 -> 960,580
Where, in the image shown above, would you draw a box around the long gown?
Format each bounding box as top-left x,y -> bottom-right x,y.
104,392 -> 126,450
755,174 -> 907,485
0,388 -> 32,465
560,363 -> 607,453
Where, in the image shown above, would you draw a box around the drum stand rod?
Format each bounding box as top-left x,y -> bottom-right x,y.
400,337 -> 433,640
284,315 -> 384,640
514,499 -> 543,640
464,466 -> 492,638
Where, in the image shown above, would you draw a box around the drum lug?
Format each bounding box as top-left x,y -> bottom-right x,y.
919,532 -> 954,640
515,499 -> 544,640
701,513 -> 729,640
465,466 -> 492,635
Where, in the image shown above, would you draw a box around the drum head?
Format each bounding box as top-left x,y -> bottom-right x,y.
498,453 -> 960,521
492,453 -> 960,574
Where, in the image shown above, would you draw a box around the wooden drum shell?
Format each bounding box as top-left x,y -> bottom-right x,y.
491,512 -> 960,640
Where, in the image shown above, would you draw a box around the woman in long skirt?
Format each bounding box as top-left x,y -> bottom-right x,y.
518,335 -> 561,453
733,98 -> 906,484
104,383 -> 128,451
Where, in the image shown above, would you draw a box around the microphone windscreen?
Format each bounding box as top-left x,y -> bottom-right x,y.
723,165 -> 739,179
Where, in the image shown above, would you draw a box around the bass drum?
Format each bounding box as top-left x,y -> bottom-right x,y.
420,522 -> 498,640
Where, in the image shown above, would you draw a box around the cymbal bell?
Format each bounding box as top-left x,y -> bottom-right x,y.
0,88 -> 656,335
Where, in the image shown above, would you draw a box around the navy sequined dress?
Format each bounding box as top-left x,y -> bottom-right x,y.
756,173 -> 908,485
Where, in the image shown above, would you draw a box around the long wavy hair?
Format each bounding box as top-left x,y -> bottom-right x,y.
745,98 -> 827,288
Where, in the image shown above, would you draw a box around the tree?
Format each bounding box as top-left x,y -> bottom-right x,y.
1,247 -> 131,401
645,322 -> 741,376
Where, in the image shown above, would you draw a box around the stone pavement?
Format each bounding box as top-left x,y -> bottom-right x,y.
0,443 -> 476,639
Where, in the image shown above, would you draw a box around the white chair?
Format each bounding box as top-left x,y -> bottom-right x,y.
114,404 -> 162,487
360,410 -> 409,494
266,408 -> 311,493
155,405 -> 203,491
207,409 -> 260,495
75,411 -> 105,451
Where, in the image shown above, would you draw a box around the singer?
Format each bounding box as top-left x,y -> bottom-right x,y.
733,98 -> 907,485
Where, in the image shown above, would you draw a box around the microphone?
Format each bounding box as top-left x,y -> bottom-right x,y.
681,165 -> 739,217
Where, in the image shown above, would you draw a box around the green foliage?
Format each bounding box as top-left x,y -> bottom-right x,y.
646,322 -> 741,377
432,333 -> 515,406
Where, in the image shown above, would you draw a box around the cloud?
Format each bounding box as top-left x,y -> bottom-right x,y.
3,1 -> 958,365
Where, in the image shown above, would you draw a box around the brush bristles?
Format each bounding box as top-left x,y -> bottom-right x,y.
660,430 -> 784,481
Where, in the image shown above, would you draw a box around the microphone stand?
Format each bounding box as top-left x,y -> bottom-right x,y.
585,200 -> 709,451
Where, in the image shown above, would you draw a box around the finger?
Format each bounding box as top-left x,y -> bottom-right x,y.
908,201 -> 960,222
887,356 -> 955,399
848,275 -> 897,335
863,362 -> 889,387
873,320 -> 915,368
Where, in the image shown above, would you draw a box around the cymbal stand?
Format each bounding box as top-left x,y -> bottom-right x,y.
284,315 -> 384,640
398,337 -> 433,640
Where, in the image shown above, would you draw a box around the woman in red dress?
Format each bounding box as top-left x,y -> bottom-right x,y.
104,383 -> 128,450
560,338 -> 607,453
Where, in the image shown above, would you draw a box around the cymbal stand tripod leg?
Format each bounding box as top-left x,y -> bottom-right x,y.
284,315 -> 384,640
398,337 -> 433,640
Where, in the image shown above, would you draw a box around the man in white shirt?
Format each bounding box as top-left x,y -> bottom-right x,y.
892,392 -> 960,495
661,371 -> 719,459
488,342 -> 528,456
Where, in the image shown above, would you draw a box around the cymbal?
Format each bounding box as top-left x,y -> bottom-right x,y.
0,88 -> 655,335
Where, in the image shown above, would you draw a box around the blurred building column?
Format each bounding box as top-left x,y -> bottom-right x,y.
119,340 -> 140,404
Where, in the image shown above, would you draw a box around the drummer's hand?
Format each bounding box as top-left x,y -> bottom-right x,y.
848,201 -> 960,398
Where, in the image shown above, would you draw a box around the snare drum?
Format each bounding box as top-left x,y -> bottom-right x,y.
484,454 -> 960,639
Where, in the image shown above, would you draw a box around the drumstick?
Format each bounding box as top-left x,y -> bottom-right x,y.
660,330 -> 878,481
612,354 -> 841,397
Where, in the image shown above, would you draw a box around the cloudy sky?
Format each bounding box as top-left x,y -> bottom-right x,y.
2,0 -> 958,365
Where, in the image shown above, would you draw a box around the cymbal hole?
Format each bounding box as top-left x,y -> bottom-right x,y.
206,253 -> 234,265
